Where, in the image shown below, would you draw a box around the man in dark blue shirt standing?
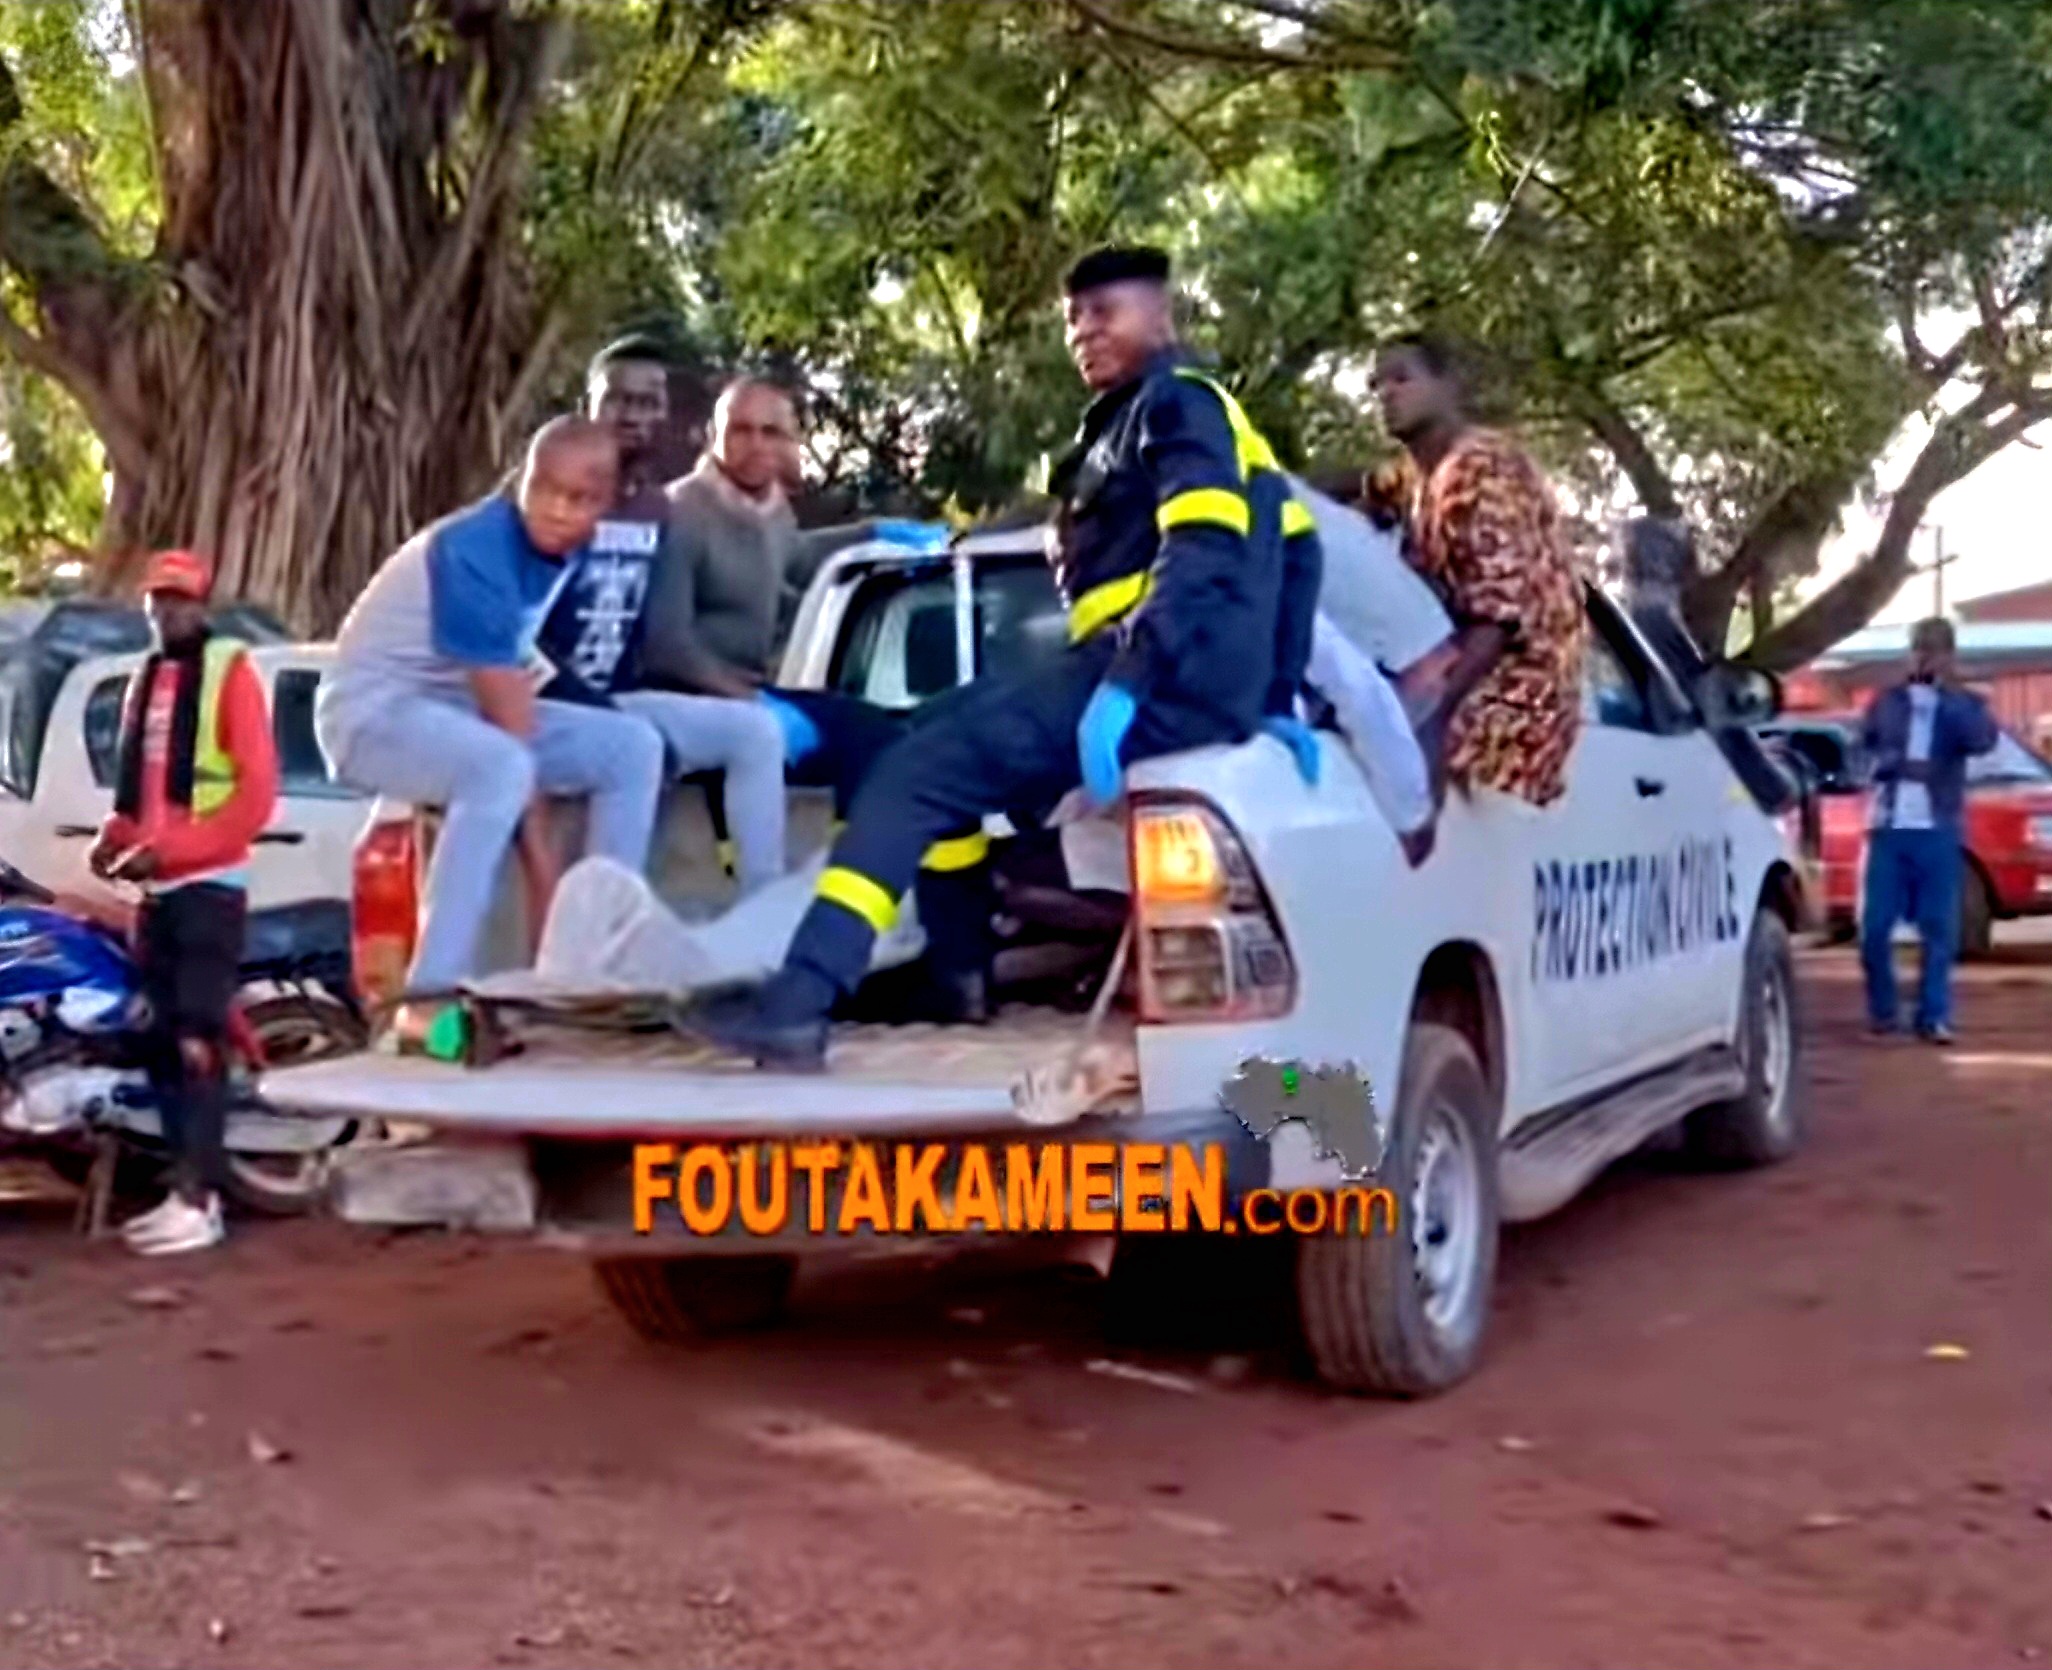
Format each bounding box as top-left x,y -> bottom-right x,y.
1860,617 -> 1999,1044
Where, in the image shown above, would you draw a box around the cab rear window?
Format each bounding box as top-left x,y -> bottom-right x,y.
829,560 -> 1065,710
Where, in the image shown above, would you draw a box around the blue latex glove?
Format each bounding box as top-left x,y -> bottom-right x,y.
1077,682 -> 1138,808
1261,715 -> 1321,786
872,518 -> 951,553
759,693 -> 821,766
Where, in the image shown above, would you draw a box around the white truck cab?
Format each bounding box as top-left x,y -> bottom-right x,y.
263,526 -> 1805,1398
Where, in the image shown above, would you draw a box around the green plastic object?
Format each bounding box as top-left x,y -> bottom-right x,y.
423,1005 -> 469,1063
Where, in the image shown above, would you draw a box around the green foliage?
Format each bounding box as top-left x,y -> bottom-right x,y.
2,0 -> 2048,653
0,349 -> 99,586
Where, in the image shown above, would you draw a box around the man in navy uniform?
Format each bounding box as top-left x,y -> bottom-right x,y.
691,245 -> 1317,1068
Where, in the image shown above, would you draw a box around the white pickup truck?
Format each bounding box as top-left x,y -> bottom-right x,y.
263,528 -> 1806,1397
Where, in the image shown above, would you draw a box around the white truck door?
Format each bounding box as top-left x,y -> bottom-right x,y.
1519,600 -> 1740,1103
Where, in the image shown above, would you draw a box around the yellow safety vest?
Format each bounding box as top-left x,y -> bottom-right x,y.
190,637 -> 244,814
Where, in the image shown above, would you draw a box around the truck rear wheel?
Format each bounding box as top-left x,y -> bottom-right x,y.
1295,1022 -> 1499,1398
593,1254 -> 798,1343
1686,907 -> 1803,1168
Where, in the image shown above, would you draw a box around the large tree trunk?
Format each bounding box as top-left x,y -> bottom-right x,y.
3,1 -> 566,633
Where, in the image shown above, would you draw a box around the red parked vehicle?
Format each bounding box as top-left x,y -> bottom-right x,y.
1760,711 -> 2052,957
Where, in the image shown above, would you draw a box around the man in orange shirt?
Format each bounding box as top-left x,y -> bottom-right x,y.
1370,332 -> 1587,810
89,551 -> 280,1255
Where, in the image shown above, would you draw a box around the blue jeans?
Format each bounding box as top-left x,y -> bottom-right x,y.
614,691 -> 787,895
1860,827 -> 1963,1031
330,695 -> 665,990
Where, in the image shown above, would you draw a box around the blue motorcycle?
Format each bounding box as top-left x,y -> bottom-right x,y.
0,856 -> 365,1216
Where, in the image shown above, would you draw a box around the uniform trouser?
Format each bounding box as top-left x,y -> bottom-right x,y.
699,686 -> 998,983
136,882 -> 245,1201
769,637 -> 1222,1018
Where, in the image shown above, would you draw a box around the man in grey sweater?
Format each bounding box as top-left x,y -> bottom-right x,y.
644,378 -> 995,1019
646,380 -> 860,699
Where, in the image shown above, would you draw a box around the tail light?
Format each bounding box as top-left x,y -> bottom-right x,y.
351,814 -> 420,1012
1129,796 -> 1296,1023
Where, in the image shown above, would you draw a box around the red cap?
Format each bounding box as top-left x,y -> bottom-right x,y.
140,550 -> 213,601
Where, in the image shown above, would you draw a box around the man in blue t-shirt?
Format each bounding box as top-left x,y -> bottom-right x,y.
317,417 -> 666,1005
535,339 -> 789,896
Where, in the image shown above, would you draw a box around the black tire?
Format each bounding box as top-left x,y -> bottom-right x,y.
1958,866 -> 1994,961
1295,1022 -> 1499,1398
593,1254 -> 798,1343
43,1144 -> 169,1202
1686,908 -> 1803,1168
217,994 -> 368,1217
1104,1229 -> 1292,1349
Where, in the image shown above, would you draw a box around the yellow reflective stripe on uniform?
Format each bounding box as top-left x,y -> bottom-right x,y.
1172,367 -> 1279,478
920,831 -> 990,872
1282,496 -> 1315,538
816,865 -> 899,931
1068,570 -> 1153,643
192,639 -> 243,816
1157,487 -> 1251,536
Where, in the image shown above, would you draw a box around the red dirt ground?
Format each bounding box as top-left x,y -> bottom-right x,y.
3,944 -> 2049,1670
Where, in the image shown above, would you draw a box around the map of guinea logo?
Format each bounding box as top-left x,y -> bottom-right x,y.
1218,1057 -> 1383,1180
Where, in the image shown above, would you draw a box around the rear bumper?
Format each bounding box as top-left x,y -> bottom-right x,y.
330,1102 -> 1271,1251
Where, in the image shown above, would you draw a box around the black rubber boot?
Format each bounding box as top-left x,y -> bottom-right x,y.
919,967 -> 991,1026
686,970 -> 834,1072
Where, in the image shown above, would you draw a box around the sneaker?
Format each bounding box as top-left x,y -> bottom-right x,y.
1867,1018 -> 1902,1039
1916,1023 -> 1956,1047
119,1192 -> 192,1244
125,1192 -> 224,1256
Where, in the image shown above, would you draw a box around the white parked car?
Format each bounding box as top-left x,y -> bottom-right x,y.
0,603 -> 360,909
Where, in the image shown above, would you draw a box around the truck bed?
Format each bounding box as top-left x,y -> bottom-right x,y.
260,1006 -> 1140,1140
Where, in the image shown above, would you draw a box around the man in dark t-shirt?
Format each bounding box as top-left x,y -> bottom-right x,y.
537,339 -> 789,895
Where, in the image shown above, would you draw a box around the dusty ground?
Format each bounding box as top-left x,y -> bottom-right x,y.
3,942 -> 2049,1670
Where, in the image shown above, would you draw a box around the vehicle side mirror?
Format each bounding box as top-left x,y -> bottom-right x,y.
1697,664 -> 1782,729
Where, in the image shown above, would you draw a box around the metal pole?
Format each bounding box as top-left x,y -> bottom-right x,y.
1933,524 -> 1945,616
951,540 -> 977,686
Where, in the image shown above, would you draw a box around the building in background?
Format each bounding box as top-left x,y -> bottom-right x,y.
1789,609 -> 2052,755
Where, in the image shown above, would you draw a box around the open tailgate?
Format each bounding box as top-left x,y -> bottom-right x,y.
260,1010 -> 1138,1142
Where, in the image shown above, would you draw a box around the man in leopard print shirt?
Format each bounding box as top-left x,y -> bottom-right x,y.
1369,333 -> 1587,808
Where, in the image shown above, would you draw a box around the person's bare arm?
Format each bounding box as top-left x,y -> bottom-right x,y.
469,665 -> 537,740
1436,622 -> 1511,711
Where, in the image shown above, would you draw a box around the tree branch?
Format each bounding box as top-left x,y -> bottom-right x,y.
1740,388 -> 2052,670
1064,0 -> 1404,71
1894,290 -> 1935,380
0,46 -> 153,474
1567,382 -> 1681,518
1685,471 -> 1852,644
